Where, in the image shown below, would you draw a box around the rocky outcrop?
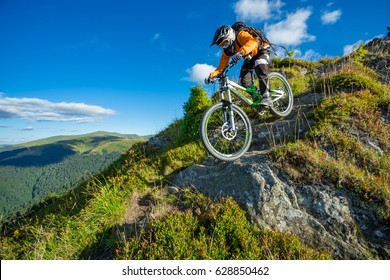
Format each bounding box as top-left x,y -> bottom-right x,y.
173,152 -> 390,259
364,33 -> 390,83
366,38 -> 390,53
147,136 -> 169,150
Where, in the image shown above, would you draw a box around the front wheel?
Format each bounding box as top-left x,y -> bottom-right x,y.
200,102 -> 252,161
268,72 -> 293,117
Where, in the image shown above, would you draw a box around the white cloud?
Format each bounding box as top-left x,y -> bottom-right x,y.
321,9 -> 342,25
18,126 -> 35,131
0,96 -> 116,123
234,0 -> 284,22
265,8 -> 315,46
343,41 -> 360,55
294,49 -> 322,61
184,64 -> 216,83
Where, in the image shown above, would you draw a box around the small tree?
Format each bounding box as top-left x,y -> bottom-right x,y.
182,85 -> 212,141
351,43 -> 367,66
286,49 -> 296,58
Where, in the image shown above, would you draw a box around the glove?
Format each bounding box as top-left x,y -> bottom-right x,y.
204,76 -> 211,84
231,52 -> 243,63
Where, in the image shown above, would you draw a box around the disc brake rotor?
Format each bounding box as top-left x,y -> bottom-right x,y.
221,123 -> 237,140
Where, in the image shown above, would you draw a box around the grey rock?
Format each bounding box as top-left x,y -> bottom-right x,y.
148,136 -> 169,150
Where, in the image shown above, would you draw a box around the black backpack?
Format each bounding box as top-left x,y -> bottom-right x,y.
231,21 -> 270,48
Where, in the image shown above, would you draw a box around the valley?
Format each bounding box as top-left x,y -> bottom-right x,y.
0,131 -> 150,223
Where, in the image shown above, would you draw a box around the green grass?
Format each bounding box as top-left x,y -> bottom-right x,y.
0,178 -> 129,259
116,196 -> 331,260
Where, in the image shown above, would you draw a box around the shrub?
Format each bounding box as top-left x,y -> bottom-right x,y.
182,85 -> 212,141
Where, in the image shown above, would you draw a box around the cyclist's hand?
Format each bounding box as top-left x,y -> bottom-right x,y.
204,76 -> 212,84
231,52 -> 243,64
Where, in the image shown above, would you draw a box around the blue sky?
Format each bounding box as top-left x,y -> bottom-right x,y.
0,0 -> 388,144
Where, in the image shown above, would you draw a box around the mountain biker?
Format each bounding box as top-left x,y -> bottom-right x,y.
205,23 -> 272,107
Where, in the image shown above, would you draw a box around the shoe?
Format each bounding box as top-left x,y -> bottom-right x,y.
259,96 -> 273,107
251,94 -> 260,103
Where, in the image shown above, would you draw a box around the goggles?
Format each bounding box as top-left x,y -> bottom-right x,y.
217,38 -> 231,49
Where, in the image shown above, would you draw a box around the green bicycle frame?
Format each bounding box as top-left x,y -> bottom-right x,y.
228,80 -> 259,106
227,80 -> 285,107
219,75 -> 286,131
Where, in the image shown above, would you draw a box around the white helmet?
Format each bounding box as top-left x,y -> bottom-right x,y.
210,25 -> 236,49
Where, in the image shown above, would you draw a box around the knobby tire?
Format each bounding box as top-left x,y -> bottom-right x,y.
268,72 -> 294,118
200,102 -> 252,161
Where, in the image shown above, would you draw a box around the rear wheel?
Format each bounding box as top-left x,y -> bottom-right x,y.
268,72 -> 293,117
200,102 -> 252,161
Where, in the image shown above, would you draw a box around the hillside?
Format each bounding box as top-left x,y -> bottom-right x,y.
0,131 -> 150,152
0,36 -> 389,260
0,132 -> 149,224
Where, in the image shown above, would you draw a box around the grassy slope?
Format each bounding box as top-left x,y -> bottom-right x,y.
67,137 -> 142,155
0,132 -> 148,161
3,131 -> 148,150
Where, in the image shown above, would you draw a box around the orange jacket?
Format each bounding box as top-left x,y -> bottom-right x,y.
210,30 -> 269,77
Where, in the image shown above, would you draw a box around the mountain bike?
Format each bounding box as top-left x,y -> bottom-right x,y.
200,60 -> 293,161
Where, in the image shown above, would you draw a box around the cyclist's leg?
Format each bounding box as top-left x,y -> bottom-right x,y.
239,62 -> 259,101
254,49 -> 270,95
254,49 -> 272,106
238,62 -> 254,88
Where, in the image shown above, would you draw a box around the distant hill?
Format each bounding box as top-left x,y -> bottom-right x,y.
0,131 -> 152,152
0,131 -> 150,223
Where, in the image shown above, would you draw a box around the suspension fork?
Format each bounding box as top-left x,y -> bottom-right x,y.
221,88 -> 236,131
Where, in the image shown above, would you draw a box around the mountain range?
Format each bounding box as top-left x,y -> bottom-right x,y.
0,131 -> 150,223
